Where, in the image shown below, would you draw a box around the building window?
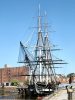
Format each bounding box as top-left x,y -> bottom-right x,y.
6,83 -> 9,86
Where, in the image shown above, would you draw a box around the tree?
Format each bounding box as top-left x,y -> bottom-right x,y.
67,73 -> 75,84
11,79 -> 19,86
67,73 -> 75,77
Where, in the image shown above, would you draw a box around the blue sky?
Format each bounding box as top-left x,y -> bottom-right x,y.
0,0 -> 75,75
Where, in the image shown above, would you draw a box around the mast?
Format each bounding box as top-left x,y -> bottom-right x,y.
36,5 -> 43,82
43,12 -> 58,84
43,12 -> 49,83
38,4 -> 41,32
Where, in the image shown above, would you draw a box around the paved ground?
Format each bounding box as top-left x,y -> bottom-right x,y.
42,83 -> 75,100
50,90 -> 68,100
43,89 -> 68,100
72,89 -> 75,100
43,89 -> 75,100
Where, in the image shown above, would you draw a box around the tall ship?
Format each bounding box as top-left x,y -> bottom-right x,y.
18,7 -> 66,95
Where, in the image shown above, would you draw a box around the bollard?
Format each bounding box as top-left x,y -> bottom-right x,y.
67,88 -> 73,100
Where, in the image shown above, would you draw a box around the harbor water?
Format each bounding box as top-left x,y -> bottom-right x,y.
0,88 -> 40,100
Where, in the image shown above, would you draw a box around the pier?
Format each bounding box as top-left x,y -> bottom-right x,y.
43,84 -> 75,100
16,85 -> 28,96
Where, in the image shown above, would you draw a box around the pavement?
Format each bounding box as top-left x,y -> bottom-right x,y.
50,90 -> 68,100
43,89 -> 75,100
72,89 -> 75,100
43,89 -> 68,100
42,83 -> 75,100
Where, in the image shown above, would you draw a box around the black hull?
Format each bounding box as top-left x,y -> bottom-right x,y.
28,84 -> 54,96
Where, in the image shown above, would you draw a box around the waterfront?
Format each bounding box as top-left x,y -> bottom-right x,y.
0,83 -> 75,100
0,88 -> 18,99
0,88 -> 38,99
0,84 -> 70,99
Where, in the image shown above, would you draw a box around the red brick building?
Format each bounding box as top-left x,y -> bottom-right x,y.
0,64 -> 29,86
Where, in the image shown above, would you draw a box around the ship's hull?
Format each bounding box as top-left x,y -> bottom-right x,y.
28,82 -> 55,96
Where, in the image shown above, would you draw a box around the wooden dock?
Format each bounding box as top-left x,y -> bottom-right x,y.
16,86 -> 28,96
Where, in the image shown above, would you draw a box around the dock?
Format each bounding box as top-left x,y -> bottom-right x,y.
43,86 -> 75,100
16,85 -> 28,96
43,89 -> 67,100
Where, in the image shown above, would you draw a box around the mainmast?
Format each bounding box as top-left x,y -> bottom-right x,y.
38,4 -> 41,32
36,5 -> 43,82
